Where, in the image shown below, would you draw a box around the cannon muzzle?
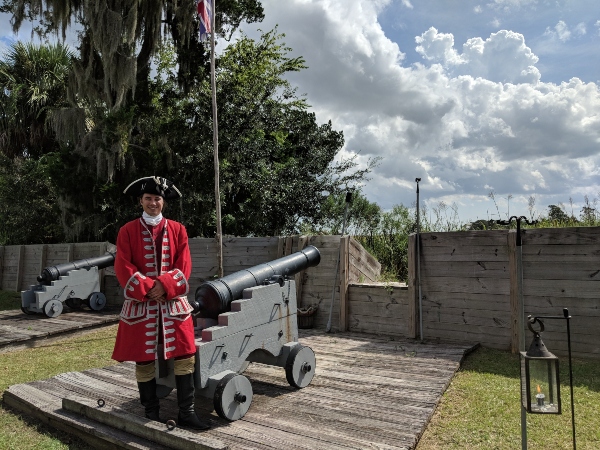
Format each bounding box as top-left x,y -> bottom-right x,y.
194,245 -> 321,319
37,251 -> 116,284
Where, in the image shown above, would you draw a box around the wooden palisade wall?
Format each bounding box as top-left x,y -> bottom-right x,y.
408,227 -> 600,359
0,242 -> 111,293
1,236 -> 382,333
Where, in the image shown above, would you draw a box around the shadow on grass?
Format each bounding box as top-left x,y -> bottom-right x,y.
461,346 -> 600,392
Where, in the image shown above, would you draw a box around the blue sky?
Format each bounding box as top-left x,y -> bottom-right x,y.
2,0 -> 600,224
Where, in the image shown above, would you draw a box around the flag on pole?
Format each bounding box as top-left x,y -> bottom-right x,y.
197,0 -> 212,41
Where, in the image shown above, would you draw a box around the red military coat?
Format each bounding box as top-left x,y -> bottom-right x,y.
111,217 -> 196,362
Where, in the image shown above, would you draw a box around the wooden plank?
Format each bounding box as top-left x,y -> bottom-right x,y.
522,243 -> 600,261
519,261 -> 600,281
421,292 -> 509,312
62,396 -> 227,450
419,244 -> 509,262
420,230 -> 509,246
522,279 -> 600,298
421,275 -> 510,295
420,260 -> 510,279
521,226 -> 600,245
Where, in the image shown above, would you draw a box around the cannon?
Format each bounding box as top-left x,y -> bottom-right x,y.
21,251 -> 116,318
155,245 -> 321,421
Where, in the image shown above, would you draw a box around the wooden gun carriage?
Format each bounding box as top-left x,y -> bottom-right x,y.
20,251 -> 115,318
155,246 -> 321,421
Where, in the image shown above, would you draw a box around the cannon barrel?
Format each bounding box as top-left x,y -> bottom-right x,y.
194,245 -> 321,319
37,251 -> 116,284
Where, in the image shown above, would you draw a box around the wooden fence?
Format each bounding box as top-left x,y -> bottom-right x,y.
407,227 -> 600,359
0,236 -> 381,333
6,227 -> 597,358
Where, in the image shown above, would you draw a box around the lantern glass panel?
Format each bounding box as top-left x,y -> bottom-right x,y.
520,353 -> 561,414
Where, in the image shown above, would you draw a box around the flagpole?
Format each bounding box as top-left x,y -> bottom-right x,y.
209,0 -> 223,278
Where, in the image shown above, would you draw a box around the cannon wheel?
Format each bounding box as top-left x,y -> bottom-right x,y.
213,373 -> 253,421
285,345 -> 316,388
43,299 -> 63,318
86,292 -> 106,311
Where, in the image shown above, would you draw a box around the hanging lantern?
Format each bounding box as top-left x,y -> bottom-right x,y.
520,318 -> 561,414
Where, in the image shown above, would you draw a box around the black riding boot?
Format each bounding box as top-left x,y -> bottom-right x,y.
176,373 -> 211,430
137,378 -> 160,421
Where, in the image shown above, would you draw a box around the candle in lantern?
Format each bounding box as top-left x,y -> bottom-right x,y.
536,384 -> 545,407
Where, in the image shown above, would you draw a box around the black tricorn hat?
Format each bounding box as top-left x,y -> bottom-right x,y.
124,176 -> 182,200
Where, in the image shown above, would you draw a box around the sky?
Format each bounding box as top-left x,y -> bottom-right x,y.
2,0 -> 600,224
236,0 -> 600,223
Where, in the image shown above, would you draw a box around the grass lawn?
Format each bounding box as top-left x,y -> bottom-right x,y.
417,347 -> 600,449
0,318 -> 118,449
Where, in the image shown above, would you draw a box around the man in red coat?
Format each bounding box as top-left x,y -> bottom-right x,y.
112,176 -> 209,430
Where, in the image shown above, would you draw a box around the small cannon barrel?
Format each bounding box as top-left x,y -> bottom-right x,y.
37,251 -> 116,284
194,245 -> 321,319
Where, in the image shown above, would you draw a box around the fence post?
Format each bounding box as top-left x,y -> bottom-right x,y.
0,246 -> 4,290
15,245 -> 25,292
39,244 -> 48,278
294,236 -> 308,307
407,233 -> 418,338
339,235 -> 350,331
507,229 -> 523,353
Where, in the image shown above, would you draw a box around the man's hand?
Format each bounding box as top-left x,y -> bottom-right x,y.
147,281 -> 167,302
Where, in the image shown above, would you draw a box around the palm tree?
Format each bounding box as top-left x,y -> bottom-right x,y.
0,41 -> 73,159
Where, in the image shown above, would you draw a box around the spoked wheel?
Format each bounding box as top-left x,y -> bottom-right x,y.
285,345 -> 316,388
86,292 -> 106,311
43,299 -> 64,318
214,373 -> 253,421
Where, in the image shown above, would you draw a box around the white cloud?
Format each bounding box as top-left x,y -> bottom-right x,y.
574,22 -> 587,36
238,0 -> 600,220
415,27 -> 464,65
416,28 -> 540,84
545,20 -> 587,42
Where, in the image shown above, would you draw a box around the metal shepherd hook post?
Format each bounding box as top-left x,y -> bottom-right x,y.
415,178 -> 423,341
326,191 -> 353,333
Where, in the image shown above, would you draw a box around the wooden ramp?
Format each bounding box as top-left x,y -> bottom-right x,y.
4,330 -> 478,449
0,309 -> 120,354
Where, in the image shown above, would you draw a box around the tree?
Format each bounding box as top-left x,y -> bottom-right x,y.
547,204 -> 571,223
0,154 -> 65,244
0,41 -> 73,158
143,30 -> 374,237
0,41 -> 72,245
1,0 -> 264,241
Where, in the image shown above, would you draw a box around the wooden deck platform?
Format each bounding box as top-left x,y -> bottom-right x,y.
4,330 -> 478,449
0,308 -> 120,354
